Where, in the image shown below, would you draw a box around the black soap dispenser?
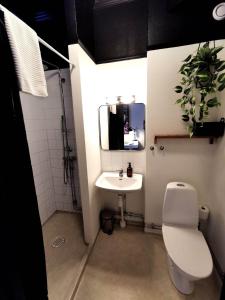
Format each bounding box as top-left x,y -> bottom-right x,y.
127,162 -> 133,177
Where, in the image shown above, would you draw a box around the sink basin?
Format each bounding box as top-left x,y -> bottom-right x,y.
95,172 -> 143,193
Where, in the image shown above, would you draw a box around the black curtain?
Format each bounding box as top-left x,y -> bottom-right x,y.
0,11 -> 48,300
221,274 -> 225,300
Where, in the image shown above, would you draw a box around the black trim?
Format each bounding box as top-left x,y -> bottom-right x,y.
95,53 -> 147,65
0,10 -> 48,299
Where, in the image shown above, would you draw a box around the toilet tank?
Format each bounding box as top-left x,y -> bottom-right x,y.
162,182 -> 199,228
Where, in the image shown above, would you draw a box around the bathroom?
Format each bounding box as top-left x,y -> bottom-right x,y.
1,0 -> 225,299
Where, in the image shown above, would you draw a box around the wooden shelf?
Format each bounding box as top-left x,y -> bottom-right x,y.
154,134 -> 215,144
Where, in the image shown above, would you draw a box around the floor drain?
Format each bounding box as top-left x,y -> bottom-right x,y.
51,236 -> 65,248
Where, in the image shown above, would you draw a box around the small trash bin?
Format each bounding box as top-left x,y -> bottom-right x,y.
100,210 -> 114,235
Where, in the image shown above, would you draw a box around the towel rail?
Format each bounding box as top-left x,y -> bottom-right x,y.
38,37 -> 75,68
0,4 -> 75,68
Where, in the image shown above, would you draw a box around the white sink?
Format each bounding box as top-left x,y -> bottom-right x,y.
95,172 -> 143,193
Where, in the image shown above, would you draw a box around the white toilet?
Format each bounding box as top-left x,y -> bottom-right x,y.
162,182 -> 213,295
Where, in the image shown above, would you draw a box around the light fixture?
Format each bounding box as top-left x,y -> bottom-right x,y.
105,95 -> 136,105
213,2 -> 225,21
119,95 -> 136,104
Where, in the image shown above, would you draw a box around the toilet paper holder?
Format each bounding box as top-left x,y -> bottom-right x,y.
199,205 -> 210,233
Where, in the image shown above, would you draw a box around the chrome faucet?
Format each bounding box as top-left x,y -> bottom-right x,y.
119,169 -> 123,178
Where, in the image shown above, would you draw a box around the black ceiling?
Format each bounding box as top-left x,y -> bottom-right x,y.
148,0 -> 225,50
0,0 -> 225,68
93,0 -> 147,63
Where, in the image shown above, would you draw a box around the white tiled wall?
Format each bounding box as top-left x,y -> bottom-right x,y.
45,69 -> 80,212
101,150 -> 146,173
20,92 -> 56,224
20,69 -> 79,224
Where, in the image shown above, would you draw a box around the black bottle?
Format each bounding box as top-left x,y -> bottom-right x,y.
127,162 -> 133,177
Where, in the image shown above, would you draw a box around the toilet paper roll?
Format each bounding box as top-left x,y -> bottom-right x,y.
199,205 -> 210,221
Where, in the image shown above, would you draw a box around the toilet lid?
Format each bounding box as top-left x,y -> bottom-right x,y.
162,225 -> 213,279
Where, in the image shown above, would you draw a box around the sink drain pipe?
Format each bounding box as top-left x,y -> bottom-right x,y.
118,194 -> 126,228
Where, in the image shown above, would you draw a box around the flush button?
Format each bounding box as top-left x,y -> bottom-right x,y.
177,183 -> 185,187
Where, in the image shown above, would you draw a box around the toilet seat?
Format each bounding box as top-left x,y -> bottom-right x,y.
162,225 -> 213,280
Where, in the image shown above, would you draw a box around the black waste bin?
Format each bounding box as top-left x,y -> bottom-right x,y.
100,210 -> 114,235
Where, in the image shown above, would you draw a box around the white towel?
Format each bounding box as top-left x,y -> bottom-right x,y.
0,5 -> 48,97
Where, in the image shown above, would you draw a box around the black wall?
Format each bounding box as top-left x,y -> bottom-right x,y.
64,0 -> 78,45
75,0 -> 95,59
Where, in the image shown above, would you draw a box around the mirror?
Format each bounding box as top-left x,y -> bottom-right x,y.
99,103 -> 145,150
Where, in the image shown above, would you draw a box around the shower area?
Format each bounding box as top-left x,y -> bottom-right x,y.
20,65 -> 87,300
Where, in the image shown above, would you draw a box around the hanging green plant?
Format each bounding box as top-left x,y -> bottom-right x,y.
175,42 -> 225,136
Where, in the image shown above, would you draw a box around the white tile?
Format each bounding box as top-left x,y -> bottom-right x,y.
111,152 -> 123,171
55,137 -> 63,149
121,152 -> 134,171
52,168 -> 64,178
63,202 -> 74,212
56,202 -> 64,211
101,150 -> 112,171
51,158 -> 63,169
50,149 -> 62,159
48,138 -> 57,149
47,129 -> 56,140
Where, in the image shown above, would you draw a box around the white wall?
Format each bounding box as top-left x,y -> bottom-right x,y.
145,42 -> 222,226
146,40 -> 225,273
20,69 -> 78,224
68,52 -> 147,242
96,59 -> 147,215
69,45 -> 102,244
207,40 -> 225,272
208,98 -> 225,272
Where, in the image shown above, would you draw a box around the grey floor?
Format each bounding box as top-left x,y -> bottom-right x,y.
74,226 -> 220,300
42,212 -> 87,300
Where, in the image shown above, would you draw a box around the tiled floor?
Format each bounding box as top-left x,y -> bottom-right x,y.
43,212 -> 87,300
74,226 -> 220,300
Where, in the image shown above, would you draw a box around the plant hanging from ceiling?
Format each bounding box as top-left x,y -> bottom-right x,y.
175,41 -> 225,136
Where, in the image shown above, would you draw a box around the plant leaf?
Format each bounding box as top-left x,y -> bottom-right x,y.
218,72 -> 225,83
183,54 -> 192,62
196,71 -> 210,82
182,114 -> 189,122
184,87 -> 191,95
180,77 -> 186,84
211,46 -> 224,56
207,97 -> 220,107
175,86 -> 183,93
187,125 -> 194,137
217,62 -> 225,72
215,60 -> 224,68
192,60 -> 208,68
175,98 -> 183,104
218,83 -> 225,91
203,42 -> 209,48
